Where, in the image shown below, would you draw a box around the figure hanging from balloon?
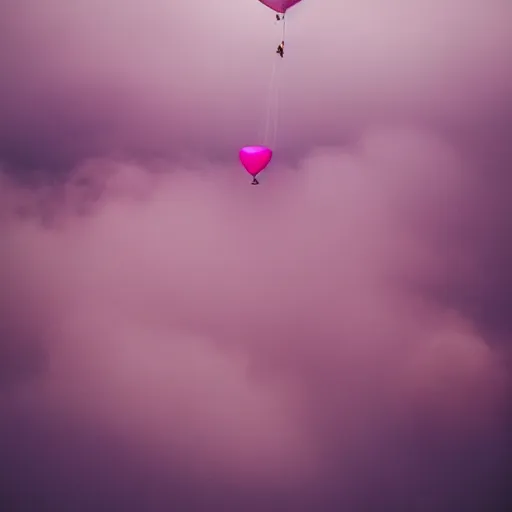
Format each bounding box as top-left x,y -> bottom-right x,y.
238,1 -> 303,184
260,1 -> 302,57
276,41 -> 284,58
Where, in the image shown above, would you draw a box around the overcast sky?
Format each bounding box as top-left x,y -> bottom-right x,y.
1,1 -> 511,510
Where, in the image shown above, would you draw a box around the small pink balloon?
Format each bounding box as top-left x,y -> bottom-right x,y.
239,146 -> 273,177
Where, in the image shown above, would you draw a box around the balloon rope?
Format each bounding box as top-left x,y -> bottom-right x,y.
262,57 -> 278,146
270,58 -> 282,148
265,14 -> 286,148
259,13 -> 286,147
270,15 -> 286,148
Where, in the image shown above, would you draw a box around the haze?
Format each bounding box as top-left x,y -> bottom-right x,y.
1,1 -> 511,510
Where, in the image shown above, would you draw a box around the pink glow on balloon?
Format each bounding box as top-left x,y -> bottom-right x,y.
257,0 -> 303,15
239,146 -> 273,176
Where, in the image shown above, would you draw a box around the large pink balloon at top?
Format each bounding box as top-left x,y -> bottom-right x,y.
239,146 -> 273,177
257,0 -> 303,14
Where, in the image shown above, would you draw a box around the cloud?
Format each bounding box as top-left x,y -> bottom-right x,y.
1,0 -> 511,510
1,126 -> 510,509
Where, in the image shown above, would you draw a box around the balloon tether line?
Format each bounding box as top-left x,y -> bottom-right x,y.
262,58 -> 278,146
259,10 -> 287,148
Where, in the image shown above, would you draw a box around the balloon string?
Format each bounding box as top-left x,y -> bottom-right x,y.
271,59 -> 282,148
270,15 -> 285,148
262,57 -> 278,146
259,13 -> 286,147
269,15 -> 285,148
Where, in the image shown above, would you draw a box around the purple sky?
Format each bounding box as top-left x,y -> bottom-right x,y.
1,1 -> 512,510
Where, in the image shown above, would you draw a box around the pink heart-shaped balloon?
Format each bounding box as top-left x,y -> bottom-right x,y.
239,146 -> 273,177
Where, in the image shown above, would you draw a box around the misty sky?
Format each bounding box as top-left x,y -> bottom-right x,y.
1,1 -> 512,511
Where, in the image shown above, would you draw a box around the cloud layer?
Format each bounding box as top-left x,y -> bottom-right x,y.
1,1 -> 511,510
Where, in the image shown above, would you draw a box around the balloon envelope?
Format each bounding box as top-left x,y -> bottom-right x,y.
257,0 -> 303,14
239,146 -> 273,176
